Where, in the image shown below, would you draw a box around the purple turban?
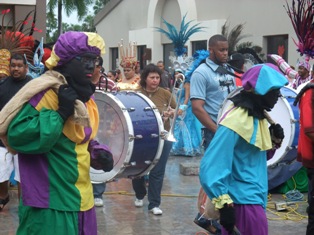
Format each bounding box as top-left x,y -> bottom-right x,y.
45,31 -> 105,70
241,63 -> 288,95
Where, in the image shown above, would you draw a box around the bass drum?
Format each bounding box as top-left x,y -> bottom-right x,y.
218,87 -> 301,190
90,91 -> 164,183
266,86 -> 299,167
267,86 -> 301,190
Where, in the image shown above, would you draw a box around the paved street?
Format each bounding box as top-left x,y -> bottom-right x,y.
0,156 -> 308,235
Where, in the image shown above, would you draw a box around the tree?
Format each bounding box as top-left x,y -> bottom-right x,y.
47,0 -> 94,37
46,10 -> 58,42
82,15 -> 96,32
93,0 -> 110,15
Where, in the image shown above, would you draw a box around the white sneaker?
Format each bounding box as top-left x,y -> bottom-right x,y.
134,198 -> 143,207
94,198 -> 103,207
150,207 -> 162,215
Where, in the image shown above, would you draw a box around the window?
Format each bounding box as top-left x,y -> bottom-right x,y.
110,47 -> 119,70
163,43 -> 174,72
192,40 -> 207,54
137,45 -> 147,71
266,35 -> 288,63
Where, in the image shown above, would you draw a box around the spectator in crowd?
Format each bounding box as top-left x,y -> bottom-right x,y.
157,60 -> 173,91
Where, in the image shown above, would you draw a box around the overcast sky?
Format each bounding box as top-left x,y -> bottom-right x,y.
56,5 -> 94,25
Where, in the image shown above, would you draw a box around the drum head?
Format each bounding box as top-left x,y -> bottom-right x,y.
90,91 -> 134,182
266,90 -> 295,166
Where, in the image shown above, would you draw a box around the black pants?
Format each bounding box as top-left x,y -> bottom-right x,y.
307,168 -> 314,235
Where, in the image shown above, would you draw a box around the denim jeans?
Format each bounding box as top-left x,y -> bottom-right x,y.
202,128 -> 215,150
92,183 -> 106,199
132,140 -> 173,210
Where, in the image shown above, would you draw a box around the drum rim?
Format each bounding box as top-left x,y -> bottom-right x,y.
266,96 -> 295,166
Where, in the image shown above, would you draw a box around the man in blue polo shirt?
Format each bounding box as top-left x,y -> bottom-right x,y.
190,34 -> 236,150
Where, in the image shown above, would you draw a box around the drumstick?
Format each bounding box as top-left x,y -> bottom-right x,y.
263,110 -> 275,125
263,110 -> 282,144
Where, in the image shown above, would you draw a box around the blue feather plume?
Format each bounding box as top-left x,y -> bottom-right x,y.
185,50 -> 209,82
155,13 -> 206,57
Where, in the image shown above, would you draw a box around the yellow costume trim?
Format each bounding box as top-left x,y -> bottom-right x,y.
212,194 -> 233,210
85,32 -> 105,55
219,104 -> 272,150
117,81 -> 141,91
0,49 -> 10,76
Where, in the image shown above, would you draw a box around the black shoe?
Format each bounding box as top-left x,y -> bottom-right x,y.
193,213 -> 221,235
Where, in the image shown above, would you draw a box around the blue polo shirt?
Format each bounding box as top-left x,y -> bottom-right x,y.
190,58 -> 236,123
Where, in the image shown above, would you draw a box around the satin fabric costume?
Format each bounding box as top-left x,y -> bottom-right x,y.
0,31 -> 106,235
199,64 -> 288,234
171,82 -> 203,156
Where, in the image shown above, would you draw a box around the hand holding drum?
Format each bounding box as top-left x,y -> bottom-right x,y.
264,110 -> 284,145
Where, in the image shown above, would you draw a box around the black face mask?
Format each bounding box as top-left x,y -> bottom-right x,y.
56,59 -> 96,103
229,89 -> 281,119
261,89 -> 281,111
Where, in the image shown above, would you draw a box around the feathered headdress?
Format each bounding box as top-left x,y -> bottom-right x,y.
26,37 -> 45,78
184,50 -> 209,82
0,49 -> 10,77
155,13 -> 205,57
284,0 -> 314,60
118,39 -> 138,69
0,9 -> 38,62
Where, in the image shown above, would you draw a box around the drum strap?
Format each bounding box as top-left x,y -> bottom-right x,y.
293,83 -> 314,106
205,61 -> 242,78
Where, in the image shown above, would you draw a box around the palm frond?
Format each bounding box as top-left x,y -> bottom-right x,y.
155,13 -> 206,57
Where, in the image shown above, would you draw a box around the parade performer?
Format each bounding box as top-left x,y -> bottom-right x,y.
286,1 -> 314,234
200,64 -> 287,234
0,31 -> 113,234
155,13 -> 204,157
285,0 -> 314,89
132,63 -> 176,215
117,40 -> 141,91
171,50 -> 208,157
292,60 -> 312,89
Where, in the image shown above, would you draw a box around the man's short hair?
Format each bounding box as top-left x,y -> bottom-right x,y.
208,34 -> 227,47
10,53 -> 27,65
